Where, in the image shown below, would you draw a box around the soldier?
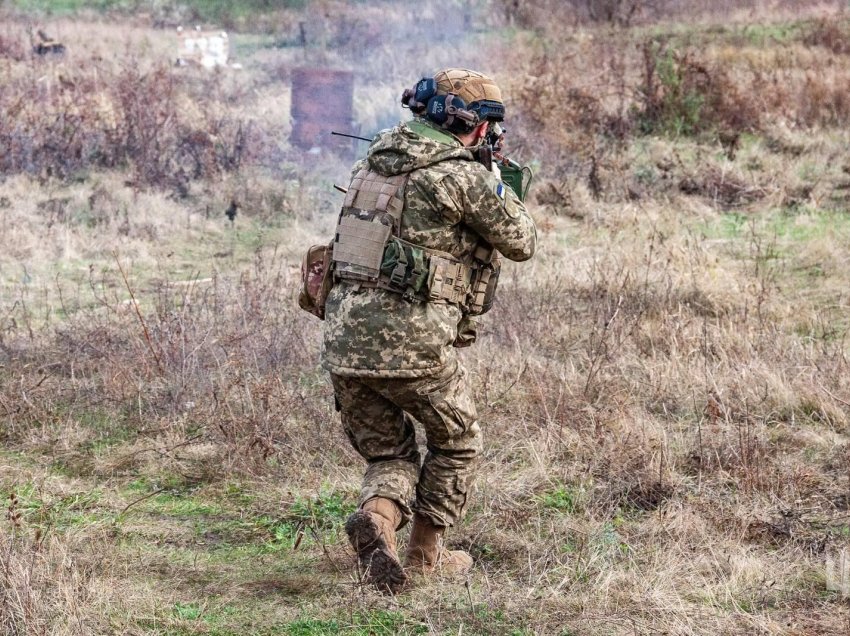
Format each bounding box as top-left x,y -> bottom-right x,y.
321,69 -> 537,593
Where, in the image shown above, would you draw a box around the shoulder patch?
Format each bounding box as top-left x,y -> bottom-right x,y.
504,190 -> 522,219
494,181 -> 506,202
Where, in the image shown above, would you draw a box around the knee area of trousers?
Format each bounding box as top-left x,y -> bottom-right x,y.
431,420 -> 483,457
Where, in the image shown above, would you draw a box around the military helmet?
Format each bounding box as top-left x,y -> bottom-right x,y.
433,68 -> 505,123
401,68 -> 505,135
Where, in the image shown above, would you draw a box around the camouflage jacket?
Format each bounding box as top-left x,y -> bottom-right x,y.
321,119 -> 537,378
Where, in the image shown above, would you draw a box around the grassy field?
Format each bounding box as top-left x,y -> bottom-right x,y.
2,1 -> 850,634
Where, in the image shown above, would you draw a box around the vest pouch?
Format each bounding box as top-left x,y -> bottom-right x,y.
428,255 -> 472,305
467,253 -> 501,315
380,238 -> 429,299
298,241 -> 334,320
403,243 -> 429,297
380,238 -> 407,287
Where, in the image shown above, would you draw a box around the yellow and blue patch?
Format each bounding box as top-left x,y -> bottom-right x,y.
495,181 -> 506,201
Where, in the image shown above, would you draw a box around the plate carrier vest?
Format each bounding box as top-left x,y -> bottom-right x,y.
331,167 -> 500,315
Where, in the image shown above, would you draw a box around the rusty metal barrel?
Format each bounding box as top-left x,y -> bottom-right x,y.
291,68 -> 355,156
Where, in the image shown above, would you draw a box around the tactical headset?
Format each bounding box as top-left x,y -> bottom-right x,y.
401,77 -> 505,135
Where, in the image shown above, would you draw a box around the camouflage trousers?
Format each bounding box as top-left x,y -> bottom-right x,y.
330,360 -> 481,528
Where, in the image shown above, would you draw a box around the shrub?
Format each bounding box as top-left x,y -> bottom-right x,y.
802,18 -> 850,55
635,39 -> 761,136
0,60 -> 258,193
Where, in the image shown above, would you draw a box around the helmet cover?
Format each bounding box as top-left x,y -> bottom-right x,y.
433,68 -> 504,121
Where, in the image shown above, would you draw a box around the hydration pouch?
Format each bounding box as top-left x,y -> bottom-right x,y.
298,240 -> 335,320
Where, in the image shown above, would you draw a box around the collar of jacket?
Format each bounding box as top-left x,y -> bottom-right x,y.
407,119 -> 462,147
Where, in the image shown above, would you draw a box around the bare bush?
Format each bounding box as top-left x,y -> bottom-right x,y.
495,0 -> 646,28
802,18 -> 850,55
0,60 -> 258,193
584,0 -> 645,26
495,0 -> 836,29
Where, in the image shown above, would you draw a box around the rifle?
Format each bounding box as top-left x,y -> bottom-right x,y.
331,131 -> 372,143
477,123 -> 534,202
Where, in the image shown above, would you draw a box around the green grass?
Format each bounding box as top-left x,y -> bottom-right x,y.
736,21 -> 806,47
289,490 -> 356,530
4,481 -> 109,529
281,618 -> 341,636
536,482 -> 587,514
136,601 -> 261,635
29,405 -> 135,458
114,479 -> 356,558
80,410 -> 136,454
696,207 -> 850,243
461,606 -> 538,636
126,474 -> 189,494
263,520 -> 306,551
771,209 -> 850,242
230,33 -> 280,56
152,492 -> 224,516
172,601 -> 204,621
640,17 -> 820,50
831,524 -> 850,538
133,604 -> 424,636
283,611 -> 424,636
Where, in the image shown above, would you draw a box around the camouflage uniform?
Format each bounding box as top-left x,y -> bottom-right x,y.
322,119 -> 536,528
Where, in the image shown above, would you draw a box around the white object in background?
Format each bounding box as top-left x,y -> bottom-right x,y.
176,26 -> 229,68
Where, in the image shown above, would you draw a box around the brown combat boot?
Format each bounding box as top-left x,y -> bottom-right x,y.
404,512 -> 473,575
345,497 -> 407,594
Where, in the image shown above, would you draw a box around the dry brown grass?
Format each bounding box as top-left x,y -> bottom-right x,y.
1,508 -> 110,635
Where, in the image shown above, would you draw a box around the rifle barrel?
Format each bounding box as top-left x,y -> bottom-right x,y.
331,131 -> 372,143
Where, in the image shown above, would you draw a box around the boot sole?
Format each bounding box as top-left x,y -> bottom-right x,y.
345,511 -> 407,594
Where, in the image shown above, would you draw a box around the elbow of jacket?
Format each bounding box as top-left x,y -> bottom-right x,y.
503,241 -> 536,262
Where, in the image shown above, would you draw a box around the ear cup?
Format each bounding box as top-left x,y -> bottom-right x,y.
414,78 -> 437,105
401,77 -> 437,114
425,94 -> 451,125
425,93 -> 478,134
